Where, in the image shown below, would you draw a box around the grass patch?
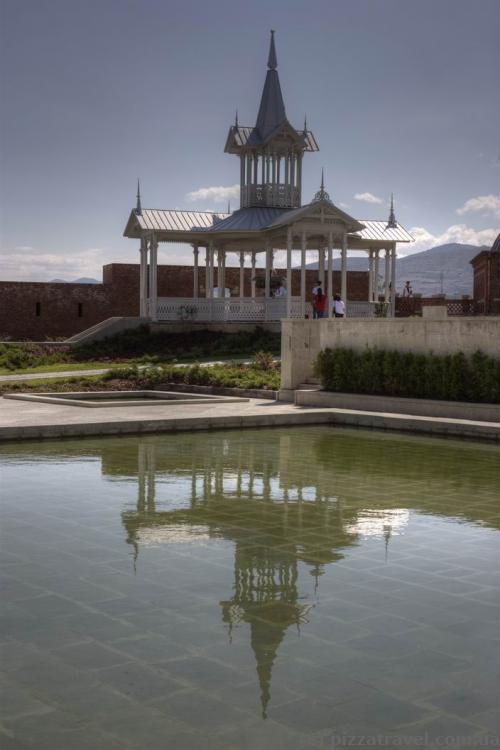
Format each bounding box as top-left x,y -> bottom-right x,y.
0,355 -> 280,395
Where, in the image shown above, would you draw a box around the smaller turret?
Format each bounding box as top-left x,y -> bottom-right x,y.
386,193 -> 397,229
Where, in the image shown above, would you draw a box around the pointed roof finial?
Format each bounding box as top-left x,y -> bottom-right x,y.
386,192 -> 397,229
227,200 -> 231,214
268,30 -> 277,70
235,109 -> 239,127
312,168 -> 332,203
136,179 -> 142,215
304,113 -> 308,132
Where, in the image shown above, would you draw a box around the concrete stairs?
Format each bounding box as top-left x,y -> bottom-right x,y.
66,317 -> 146,345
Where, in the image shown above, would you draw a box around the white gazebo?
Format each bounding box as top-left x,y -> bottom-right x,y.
124,31 -> 413,322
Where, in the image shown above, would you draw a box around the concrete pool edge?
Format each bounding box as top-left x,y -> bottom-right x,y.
3,390 -> 250,408
0,400 -> 499,442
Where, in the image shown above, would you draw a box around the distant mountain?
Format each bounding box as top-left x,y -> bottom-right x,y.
49,277 -> 99,284
396,244 -> 483,297
303,243 -> 485,297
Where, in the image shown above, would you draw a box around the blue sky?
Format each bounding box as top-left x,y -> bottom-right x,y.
1,0 -> 499,280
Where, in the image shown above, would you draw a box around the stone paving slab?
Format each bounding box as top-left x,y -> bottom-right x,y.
0,396 -> 499,442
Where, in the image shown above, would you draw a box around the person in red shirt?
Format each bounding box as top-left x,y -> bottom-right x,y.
314,288 -> 326,318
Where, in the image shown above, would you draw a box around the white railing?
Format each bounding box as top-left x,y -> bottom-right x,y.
152,298 -> 375,322
240,184 -> 300,208
346,301 -> 376,318
154,297 -> 309,322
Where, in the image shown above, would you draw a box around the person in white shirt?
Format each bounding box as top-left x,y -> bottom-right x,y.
333,294 -> 345,318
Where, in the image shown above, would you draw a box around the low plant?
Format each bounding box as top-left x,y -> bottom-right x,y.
252,351 -> 276,371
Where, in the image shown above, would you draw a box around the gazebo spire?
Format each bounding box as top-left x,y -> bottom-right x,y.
136,179 -> 142,215
235,109 -> 239,127
268,29 -> 278,70
255,31 -> 286,140
386,193 -> 397,229
304,113 -> 308,132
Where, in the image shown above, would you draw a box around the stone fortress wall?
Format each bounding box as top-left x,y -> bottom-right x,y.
0,264 -> 368,340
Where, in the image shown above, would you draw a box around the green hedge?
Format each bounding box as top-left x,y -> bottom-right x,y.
313,348 -> 500,403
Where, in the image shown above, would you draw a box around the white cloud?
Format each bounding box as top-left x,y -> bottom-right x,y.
456,194 -> 500,219
0,247 -> 106,281
404,224 -> 500,255
186,184 -> 240,204
354,192 -> 383,205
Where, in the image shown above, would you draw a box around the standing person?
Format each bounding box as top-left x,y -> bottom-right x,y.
333,293 -> 345,318
315,289 -> 326,318
312,281 -> 322,319
402,280 -> 413,297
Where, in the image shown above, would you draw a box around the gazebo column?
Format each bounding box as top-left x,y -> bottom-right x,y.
205,247 -> 210,298
318,247 -> 325,287
139,236 -> 148,317
384,247 -> 391,301
297,153 -> 302,205
374,250 -> 380,302
148,233 -> 158,322
240,155 -> 245,190
300,230 -> 307,317
251,252 -> 256,298
239,252 -> 245,298
221,250 -> 226,297
368,249 -> 374,302
209,244 -> 215,321
341,233 -> 347,309
327,232 -> 333,318
390,242 -> 397,317
192,243 -> 199,299
265,245 -> 271,298
286,227 -> 292,318
208,243 -> 215,299
217,250 -> 223,296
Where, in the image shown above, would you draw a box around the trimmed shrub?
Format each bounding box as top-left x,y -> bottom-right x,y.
313,347 -> 500,403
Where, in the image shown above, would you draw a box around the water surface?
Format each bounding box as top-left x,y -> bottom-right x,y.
1,427 -> 499,749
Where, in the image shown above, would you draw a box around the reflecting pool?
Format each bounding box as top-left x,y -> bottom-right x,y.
1,427 -> 499,749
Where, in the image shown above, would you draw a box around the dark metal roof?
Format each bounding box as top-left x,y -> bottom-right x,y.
125,208 -> 413,244
201,206 -> 289,232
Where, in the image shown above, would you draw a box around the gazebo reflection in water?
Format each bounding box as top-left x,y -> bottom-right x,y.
116,434 -> 406,719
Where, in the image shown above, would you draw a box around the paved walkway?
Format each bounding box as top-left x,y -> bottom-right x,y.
0,368 -> 110,382
1,395 -> 499,442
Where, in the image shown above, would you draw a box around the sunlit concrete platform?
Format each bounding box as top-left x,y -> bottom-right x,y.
1,396 -> 499,442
